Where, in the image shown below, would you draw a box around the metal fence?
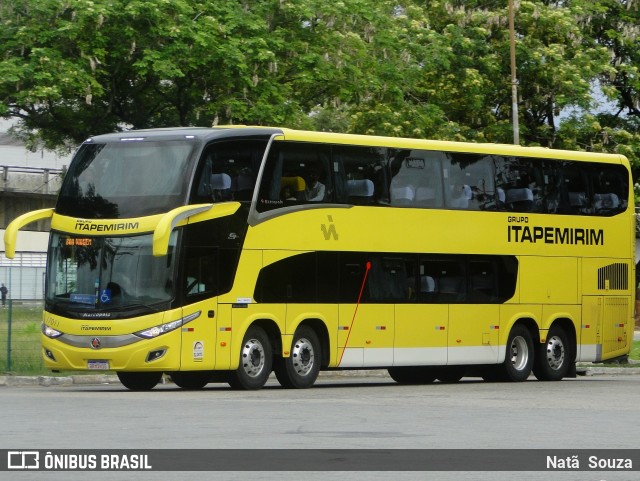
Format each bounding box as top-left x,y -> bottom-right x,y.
0,252 -> 47,300
0,300 -> 44,374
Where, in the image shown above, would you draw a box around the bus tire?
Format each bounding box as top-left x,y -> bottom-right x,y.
500,324 -> 534,382
388,367 -> 437,385
533,325 -> 571,381
274,326 -> 321,389
228,326 -> 273,390
170,371 -> 212,390
117,371 -> 162,391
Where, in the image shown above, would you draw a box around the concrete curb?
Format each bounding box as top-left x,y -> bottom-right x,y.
1,366 -> 640,387
0,374 -> 119,387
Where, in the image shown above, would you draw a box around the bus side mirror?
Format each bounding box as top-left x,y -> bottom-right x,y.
3,208 -> 55,259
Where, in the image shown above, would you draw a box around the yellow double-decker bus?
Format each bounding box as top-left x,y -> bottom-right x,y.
4,127 -> 634,390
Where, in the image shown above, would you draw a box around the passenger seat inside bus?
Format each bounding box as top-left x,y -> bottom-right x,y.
210,173 -> 232,201
505,187 -> 533,211
391,185 -> 414,206
346,179 -> 375,205
594,192 -> 619,213
469,272 -> 495,303
418,275 -> 437,302
281,176 -> 306,200
232,170 -> 254,201
437,275 -> 465,302
415,187 -> 439,207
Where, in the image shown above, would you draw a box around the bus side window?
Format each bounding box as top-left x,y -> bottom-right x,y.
334,145 -> 388,206
346,179 -> 375,204
417,259 -> 439,303
257,142 -> 331,210
541,160 -> 563,213
184,246 -> 218,297
558,162 -> 592,214
232,168 -> 255,201
592,163 -> 628,215
339,258 -> 368,303
192,140 -> 266,204
194,157 -> 214,202
280,176 -> 306,201
367,257 -> 409,302
444,153 -> 495,211
210,173 -> 232,201
494,157 -> 544,213
434,258 -> 466,303
468,259 -> 496,303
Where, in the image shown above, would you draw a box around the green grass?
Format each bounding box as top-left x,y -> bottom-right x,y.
0,302 -> 46,375
1,301 -> 639,374
629,339 -> 640,361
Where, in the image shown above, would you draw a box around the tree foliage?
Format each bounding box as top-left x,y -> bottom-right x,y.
0,0 -> 639,176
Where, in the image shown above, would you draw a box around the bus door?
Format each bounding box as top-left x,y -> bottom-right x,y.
394,257 -> 448,366
337,256 -> 395,368
179,241 -> 220,371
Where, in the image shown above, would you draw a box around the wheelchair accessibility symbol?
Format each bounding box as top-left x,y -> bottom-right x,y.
100,289 -> 112,304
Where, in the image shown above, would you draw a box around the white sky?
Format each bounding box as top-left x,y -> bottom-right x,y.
0,118 -> 71,169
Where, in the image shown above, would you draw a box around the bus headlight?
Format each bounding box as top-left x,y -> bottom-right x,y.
134,311 -> 201,339
42,323 -> 64,339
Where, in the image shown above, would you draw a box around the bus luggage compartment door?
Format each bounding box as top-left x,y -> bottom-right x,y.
580,295 -> 630,361
338,304 -> 394,368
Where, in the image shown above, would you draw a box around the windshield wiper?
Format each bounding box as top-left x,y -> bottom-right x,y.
106,302 -> 165,314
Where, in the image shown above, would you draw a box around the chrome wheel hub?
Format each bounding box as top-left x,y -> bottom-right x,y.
291,337 -> 315,376
241,338 -> 265,378
545,335 -> 565,370
510,335 -> 529,372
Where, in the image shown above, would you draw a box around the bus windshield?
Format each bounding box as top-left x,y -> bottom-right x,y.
56,140 -> 196,218
46,232 -> 178,314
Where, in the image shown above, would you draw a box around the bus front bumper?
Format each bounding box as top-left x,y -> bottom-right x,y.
41,330 -> 182,372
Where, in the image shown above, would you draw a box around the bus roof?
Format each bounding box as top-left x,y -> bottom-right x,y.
84,126 -> 283,143
84,126 -> 628,165
277,128 -> 629,164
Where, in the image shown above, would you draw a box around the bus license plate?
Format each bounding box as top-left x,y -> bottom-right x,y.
87,360 -> 110,370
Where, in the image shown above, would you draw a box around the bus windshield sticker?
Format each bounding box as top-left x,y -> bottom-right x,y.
99,289 -> 112,304
70,294 -> 97,305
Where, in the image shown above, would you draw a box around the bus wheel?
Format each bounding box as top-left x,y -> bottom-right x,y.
170,371 -> 212,390
500,324 -> 534,382
117,372 -> 162,391
533,326 -> 571,381
275,326 -> 321,389
388,367 -> 437,385
436,367 -> 465,383
228,326 -> 273,390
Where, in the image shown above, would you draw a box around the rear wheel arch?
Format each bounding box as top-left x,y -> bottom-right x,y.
231,318 -> 281,370
500,317 -> 539,360
544,318 -> 576,356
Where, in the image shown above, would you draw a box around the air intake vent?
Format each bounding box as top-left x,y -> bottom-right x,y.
597,263 -> 628,290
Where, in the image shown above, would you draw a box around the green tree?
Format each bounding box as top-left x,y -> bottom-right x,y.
0,0 -> 408,148
1,0 -> 638,179
554,0 -> 640,179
